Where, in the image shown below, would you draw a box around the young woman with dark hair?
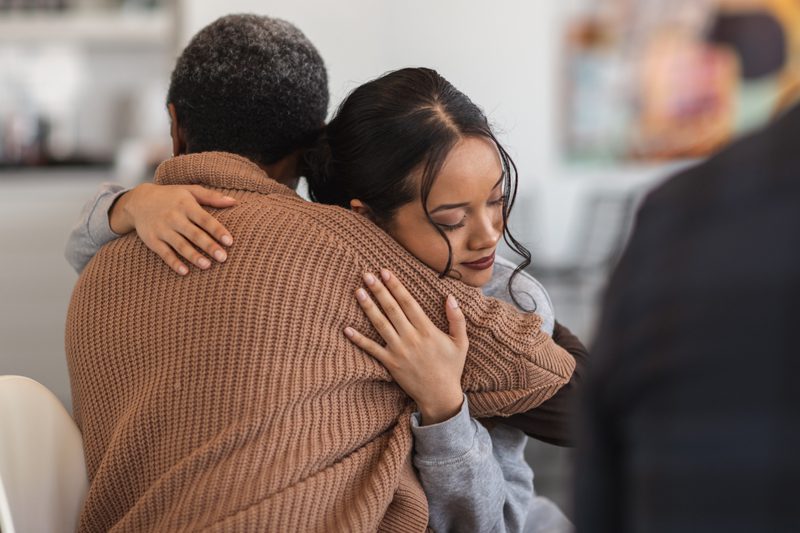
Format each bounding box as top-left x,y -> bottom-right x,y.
67,67 -> 575,532
305,68 -> 533,309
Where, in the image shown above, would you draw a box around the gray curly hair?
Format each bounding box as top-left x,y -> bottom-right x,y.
167,14 -> 329,165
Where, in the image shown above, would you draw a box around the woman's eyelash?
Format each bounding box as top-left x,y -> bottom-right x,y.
438,220 -> 466,232
436,199 -> 503,231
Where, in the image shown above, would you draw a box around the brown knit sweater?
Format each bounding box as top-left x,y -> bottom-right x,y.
65,152 -> 575,532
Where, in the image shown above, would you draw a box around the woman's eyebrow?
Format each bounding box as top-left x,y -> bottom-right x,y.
429,176 -> 504,214
430,202 -> 470,214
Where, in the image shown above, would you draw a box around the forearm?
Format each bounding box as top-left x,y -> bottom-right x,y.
65,183 -> 129,273
412,396 -> 530,533
340,216 -> 575,417
496,321 -> 589,446
478,262 -> 582,443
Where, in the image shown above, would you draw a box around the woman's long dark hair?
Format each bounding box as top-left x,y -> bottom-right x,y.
305,67 -> 533,310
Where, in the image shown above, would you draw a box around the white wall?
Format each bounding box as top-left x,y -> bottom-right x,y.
182,0 -> 570,188
0,172 -> 115,410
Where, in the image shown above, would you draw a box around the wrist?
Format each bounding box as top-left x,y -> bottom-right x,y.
108,190 -> 135,235
418,389 -> 464,426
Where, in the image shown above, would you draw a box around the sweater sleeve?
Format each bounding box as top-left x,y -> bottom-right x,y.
411,395 -> 532,533
333,212 -> 576,419
497,321 -> 589,446
65,183 -> 128,273
479,257 -> 586,445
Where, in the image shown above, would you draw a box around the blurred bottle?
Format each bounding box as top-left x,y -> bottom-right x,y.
1,102 -> 47,166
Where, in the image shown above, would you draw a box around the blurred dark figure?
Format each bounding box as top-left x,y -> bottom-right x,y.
575,102 -> 800,533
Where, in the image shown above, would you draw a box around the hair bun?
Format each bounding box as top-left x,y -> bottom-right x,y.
304,130 -> 350,208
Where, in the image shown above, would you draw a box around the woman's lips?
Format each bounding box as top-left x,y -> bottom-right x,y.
461,252 -> 495,271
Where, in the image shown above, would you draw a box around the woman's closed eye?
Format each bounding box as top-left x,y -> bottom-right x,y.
436,216 -> 467,232
434,197 -> 503,232
488,196 -> 504,207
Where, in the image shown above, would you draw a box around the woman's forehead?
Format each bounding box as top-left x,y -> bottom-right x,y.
429,137 -> 503,197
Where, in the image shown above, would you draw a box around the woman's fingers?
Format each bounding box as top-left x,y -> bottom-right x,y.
148,240 -> 189,276
377,269 -> 430,329
445,295 -> 468,352
184,187 -> 235,248
343,327 -> 392,366
177,210 -> 228,263
188,207 -> 234,249
355,287 -> 401,347
362,272 -> 415,336
187,185 -> 238,209
163,232 -> 212,270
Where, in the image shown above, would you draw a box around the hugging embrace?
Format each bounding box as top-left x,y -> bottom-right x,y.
65,14 -> 586,533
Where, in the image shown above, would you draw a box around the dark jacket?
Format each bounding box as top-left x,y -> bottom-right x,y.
497,321 -> 588,447
575,104 -> 800,533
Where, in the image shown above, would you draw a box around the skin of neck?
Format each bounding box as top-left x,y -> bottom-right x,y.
168,103 -> 302,190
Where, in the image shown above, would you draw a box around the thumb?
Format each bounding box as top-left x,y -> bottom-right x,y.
188,186 -> 237,208
445,295 -> 467,351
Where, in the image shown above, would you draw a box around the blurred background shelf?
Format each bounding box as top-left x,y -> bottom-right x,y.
0,2 -> 174,170
0,10 -> 171,45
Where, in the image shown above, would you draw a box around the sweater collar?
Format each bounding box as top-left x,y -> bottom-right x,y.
153,152 -> 296,197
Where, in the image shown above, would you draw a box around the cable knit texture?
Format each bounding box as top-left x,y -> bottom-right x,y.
65,152 -> 575,532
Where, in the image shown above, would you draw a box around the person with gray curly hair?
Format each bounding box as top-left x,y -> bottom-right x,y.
166,14 -> 329,172
67,13 -> 329,270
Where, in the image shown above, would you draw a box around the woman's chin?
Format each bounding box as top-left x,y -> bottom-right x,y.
459,266 -> 494,288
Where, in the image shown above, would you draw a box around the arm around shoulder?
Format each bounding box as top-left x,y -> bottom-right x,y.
65,182 -> 129,273
498,320 -> 589,446
335,213 -> 576,418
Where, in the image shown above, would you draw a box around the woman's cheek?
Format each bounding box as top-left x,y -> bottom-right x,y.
423,238 -> 454,273
391,226 -> 452,274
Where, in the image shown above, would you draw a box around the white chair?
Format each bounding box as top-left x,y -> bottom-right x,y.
0,375 -> 88,533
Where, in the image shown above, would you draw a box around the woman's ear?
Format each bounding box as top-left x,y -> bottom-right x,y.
350,199 -> 389,230
350,199 -> 375,221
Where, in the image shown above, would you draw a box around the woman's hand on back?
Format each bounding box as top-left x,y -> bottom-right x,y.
109,183 -> 237,275
344,269 -> 467,425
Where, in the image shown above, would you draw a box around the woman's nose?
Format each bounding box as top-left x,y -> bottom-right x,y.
469,211 -> 502,251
